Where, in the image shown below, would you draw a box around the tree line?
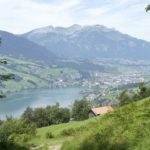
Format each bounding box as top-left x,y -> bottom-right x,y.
118,82 -> 150,106
22,103 -> 70,127
22,99 -> 91,128
0,99 -> 90,149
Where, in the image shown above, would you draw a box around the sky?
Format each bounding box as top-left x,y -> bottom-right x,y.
0,0 -> 150,41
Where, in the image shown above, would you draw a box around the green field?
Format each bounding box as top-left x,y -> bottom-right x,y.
29,120 -> 90,148
0,55 -> 79,93
27,97 -> 150,150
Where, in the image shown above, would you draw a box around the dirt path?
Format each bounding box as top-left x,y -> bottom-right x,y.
49,145 -> 61,150
31,144 -> 61,150
31,144 -> 44,150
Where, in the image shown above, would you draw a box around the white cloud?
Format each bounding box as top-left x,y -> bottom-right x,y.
81,0 -> 150,41
0,0 -> 80,33
85,7 -> 110,16
0,0 -> 150,41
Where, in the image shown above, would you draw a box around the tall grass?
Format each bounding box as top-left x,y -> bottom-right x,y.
62,98 -> 150,150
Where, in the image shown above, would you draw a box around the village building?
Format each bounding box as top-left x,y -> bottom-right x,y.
89,106 -> 113,118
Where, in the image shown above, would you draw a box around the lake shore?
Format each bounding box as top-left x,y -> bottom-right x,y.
0,87 -> 83,120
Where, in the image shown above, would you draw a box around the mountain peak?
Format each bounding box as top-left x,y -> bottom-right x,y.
22,24 -> 150,60
0,30 -> 56,63
69,24 -> 82,29
26,25 -> 55,36
24,24 -> 117,37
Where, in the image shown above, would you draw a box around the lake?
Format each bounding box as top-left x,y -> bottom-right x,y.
0,88 -> 83,120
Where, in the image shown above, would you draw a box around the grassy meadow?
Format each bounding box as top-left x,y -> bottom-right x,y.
26,97 -> 150,150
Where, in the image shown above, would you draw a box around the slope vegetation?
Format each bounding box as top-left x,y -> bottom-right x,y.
29,97 -> 150,150
0,55 -> 79,93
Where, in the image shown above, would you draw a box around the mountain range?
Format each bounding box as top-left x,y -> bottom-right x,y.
1,24 -> 150,65
22,24 -> 150,60
0,30 -> 56,64
0,29 -> 105,71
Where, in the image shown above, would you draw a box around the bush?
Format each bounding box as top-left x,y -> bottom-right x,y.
45,132 -> 54,139
8,133 -> 31,144
61,128 -> 76,136
0,117 -> 36,149
61,126 -> 86,136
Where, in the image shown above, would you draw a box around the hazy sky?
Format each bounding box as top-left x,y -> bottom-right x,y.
0,0 -> 150,41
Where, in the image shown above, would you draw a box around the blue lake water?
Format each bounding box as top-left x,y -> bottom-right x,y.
0,88 -> 83,119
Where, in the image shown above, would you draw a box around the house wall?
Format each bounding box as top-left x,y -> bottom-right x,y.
89,112 -> 96,118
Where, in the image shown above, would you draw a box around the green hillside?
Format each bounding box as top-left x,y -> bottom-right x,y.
0,55 -> 79,93
28,97 -> 150,150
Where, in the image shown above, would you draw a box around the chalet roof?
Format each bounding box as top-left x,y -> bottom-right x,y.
91,106 -> 113,116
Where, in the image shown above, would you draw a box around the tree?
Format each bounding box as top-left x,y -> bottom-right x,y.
21,107 -> 34,124
22,104 -> 70,128
118,82 -> 150,105
58,108 -> 70,123
146,5 -> 150,12
33,107 -> 52,127
138,82 -> 147,98
0,37 -> 15,98
137,82 -> 150,99
46,103 -> 70,125
118,89 -> 131,106
72,99 -> 91,121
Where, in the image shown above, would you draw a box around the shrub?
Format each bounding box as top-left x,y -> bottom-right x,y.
45,132 -> 54,139
8,133 -> 31,144
0,117 -> 36,149
61,128 -> 76,136
61,126 -> 87,137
